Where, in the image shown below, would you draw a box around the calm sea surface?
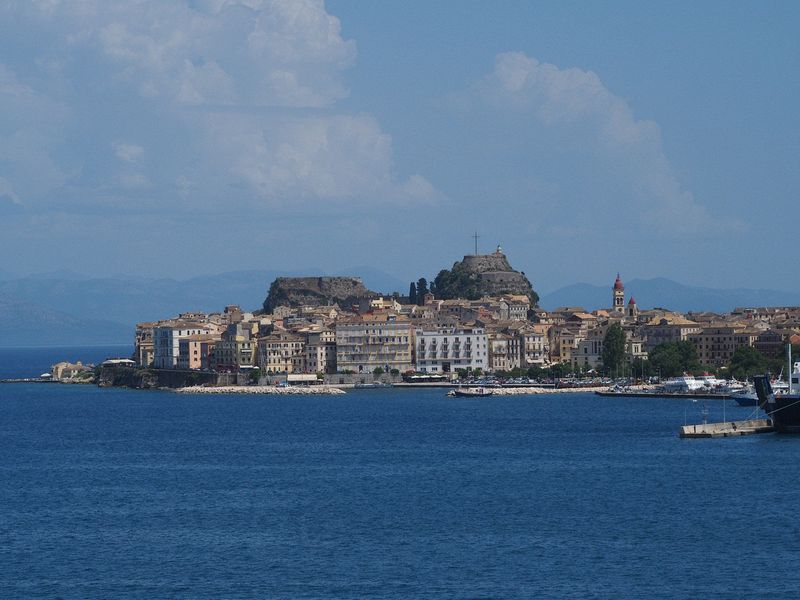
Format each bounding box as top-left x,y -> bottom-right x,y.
1,347 -> 799,598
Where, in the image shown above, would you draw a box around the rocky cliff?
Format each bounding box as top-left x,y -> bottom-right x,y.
433,249 -> 538,304
262,276 -> 377,313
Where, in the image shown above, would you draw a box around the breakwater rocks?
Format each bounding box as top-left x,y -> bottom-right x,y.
448,386 -> 611,396
175,385 -> 346,395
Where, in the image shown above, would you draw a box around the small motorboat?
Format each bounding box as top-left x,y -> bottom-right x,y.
450,386 -> 494,397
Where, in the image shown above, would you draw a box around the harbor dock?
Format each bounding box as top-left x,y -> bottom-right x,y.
679,418 -> 774,438
596,390 -> 730,399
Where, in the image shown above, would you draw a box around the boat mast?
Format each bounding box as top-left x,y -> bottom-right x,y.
789,343 -> 793,395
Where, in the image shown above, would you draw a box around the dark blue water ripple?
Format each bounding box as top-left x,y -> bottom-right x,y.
2,373 -> 799,598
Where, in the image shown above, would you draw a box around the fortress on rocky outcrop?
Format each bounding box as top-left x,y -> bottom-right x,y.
262,276 -> 377,313
433,246 -> 538,304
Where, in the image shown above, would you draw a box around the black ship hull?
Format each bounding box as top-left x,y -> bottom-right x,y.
754,375 -> 800,433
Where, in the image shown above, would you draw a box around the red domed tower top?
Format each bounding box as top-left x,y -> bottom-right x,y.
628,297 -> 636,305
613,273 -> 624,291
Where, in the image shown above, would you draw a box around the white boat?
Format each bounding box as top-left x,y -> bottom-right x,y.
731,379 -> 789,406
450,386 -> 494,397
662,375 -> 706,393
695,373 -> 729,391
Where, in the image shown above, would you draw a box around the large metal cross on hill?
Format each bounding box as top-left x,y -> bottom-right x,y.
472,231 -> 479,256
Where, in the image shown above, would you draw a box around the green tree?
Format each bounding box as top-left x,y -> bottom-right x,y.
630,357 -> 652,379
248,368 -> 261,384
408,282 -> 417,305
648,341 -> 701,377
373,366 -> 385,376
416,278 -> 428,305
526,365 -> 544,379
602,323 -> 627,375
729,346 -> 768,380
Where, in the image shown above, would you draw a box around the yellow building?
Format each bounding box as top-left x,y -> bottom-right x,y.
258,333 -> 307,374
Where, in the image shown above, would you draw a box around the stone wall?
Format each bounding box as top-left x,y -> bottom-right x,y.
98,366 -> 219,389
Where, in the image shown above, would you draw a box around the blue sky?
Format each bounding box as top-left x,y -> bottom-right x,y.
0,1 -> 797,294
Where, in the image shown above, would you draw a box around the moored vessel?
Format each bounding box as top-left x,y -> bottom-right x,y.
754,346 -> 800,433
450,386 -> 494,397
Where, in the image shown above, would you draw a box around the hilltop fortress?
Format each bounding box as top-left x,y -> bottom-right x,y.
433,246 -> 538,304
262,276 -> 377,313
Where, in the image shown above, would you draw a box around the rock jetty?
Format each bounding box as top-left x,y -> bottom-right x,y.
447,386 -> 617,396
175,385 -> 346,395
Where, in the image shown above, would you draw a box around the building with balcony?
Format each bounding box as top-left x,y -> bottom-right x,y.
414,326 -> 488,374
336,313 -> 413,373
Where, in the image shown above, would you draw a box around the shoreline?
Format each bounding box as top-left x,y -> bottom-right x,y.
175,385 -> 347,395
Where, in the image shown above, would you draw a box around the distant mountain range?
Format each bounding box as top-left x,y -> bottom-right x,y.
0,267 -> 407,346
540,278 -> 800,314
3,271 -> 800,347
0,292 -> 132,347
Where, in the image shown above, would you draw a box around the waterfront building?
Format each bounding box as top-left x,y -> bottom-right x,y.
549,327 -> 582,365
519,323 -> 550,367
257,333 -> 307,374
305,329 -> 337,373
335,313 -> 413,373
414,325 -> 488,374
51,361 -> 93,381
177,334 -> 218,370
153,322 -> 213,369
211,324 -> 255,372
488,332 -> 513,372
134,322 -> 156,367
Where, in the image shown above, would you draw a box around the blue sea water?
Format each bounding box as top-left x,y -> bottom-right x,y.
1,347 -> 799,598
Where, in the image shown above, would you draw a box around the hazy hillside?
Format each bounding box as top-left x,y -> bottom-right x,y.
0,293 -> 131,346
6,269 -> 796,347
540,278 -> 800,313
0,267 -> 408,346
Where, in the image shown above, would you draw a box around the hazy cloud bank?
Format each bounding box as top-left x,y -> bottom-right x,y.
463,52 -> 744,234
0,0 -> 437,213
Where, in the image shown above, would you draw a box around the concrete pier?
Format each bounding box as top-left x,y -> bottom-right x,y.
679,418 -> 774,438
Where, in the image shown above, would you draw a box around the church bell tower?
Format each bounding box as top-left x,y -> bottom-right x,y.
613,273 -> 625,312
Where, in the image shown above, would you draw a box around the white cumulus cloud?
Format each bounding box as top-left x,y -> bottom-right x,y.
0,1 -> 436,212
0,177 -> 22,205
472,51 -> 742,233
112,142 -> 144,163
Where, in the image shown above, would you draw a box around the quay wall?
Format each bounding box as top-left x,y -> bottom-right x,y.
98,367 -> 402,390
98,366 -> 221,389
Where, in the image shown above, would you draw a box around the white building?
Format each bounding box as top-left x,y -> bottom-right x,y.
336,313 -> 414,374
414,326 -> 488,374
153,322 -> 211,369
